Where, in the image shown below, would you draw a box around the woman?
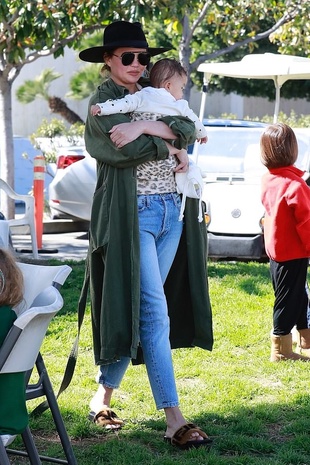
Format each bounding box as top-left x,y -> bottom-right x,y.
79,20 -> 213,449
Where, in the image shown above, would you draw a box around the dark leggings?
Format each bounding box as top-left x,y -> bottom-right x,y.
270,258 -> 309,335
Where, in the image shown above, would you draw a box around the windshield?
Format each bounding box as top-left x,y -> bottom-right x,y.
192,127 -> 310,181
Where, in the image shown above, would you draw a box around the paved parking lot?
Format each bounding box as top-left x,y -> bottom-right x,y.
12,223 -> 89,262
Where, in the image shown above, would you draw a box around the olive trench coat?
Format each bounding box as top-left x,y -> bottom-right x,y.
82,78 -> 213,365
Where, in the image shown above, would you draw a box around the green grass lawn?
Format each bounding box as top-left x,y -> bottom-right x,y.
13,259 -> 310,464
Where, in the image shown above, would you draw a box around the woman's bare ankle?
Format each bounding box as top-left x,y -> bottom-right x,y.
89,385 -> 114,412
164,406 -> 187,437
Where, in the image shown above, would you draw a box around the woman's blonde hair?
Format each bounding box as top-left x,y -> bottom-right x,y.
100,51 -> 116,77
260,123 -> 298,169
0,248 -> 24,307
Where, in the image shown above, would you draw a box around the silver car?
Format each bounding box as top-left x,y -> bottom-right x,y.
48,119 -> 266,223
48,146 -> 96,221
48,121 -> 310,261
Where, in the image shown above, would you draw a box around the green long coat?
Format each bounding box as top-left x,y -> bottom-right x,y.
84,78 -> 213,365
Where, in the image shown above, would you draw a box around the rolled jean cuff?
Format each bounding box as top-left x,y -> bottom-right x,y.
156,401 -> 179,410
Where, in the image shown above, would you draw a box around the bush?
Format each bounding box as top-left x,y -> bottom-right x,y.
30,118 -> 85,163
217,110 -> 310,127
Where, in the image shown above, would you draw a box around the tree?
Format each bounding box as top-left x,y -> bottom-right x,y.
1,0 -> 309,217
16,68 -> 84,124
69,1 -> 310,104
148,0 -> 310,101
0,0 -> 130,217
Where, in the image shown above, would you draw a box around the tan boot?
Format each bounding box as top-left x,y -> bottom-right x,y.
270,333 -> 310,361
295,328 -> 310,355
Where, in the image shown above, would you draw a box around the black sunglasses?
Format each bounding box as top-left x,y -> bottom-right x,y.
112,52 -> 151,66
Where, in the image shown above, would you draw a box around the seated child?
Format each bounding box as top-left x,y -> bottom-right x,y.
0,249 -> 28,437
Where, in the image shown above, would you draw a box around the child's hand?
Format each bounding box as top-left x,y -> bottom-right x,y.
90,104 -> 101,116
197,136 -> 208,144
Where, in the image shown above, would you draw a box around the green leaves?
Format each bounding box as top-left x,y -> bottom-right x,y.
15,68 -> 62,102
67,64 -> 102,100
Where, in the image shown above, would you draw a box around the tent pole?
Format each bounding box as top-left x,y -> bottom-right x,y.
193,79 -> 208,163
273,77 -> 281,123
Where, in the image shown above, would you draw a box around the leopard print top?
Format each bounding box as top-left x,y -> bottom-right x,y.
131,111 -> 178,195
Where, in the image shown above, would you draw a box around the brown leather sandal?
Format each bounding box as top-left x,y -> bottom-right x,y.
164,422 -> 212,450
88,407 -> 124,430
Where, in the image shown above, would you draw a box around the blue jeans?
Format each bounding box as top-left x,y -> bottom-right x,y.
97,193 -> 183,409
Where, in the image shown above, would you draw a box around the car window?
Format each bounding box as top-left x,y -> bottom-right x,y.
193,127 -> 310,180
294,130 -> 310,172
193,128 -> 265,178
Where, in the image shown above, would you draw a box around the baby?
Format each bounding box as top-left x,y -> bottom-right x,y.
91,58 -> 207,144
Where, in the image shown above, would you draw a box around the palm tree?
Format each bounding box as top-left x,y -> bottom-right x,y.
16,69 -> 84,125
67,63 -> 102,101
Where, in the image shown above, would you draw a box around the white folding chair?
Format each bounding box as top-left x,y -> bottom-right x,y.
0,178 -> 38,259
0,286 -> 64,465
0,220 -> 10,248
17,262 -> 75,463
5,262 -> 76,464
15,262 -> 72,315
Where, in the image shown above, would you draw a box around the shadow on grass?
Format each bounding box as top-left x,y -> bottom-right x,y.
208,260 -> 272,297
24,394 -> 310,465
208,260 -> 270,280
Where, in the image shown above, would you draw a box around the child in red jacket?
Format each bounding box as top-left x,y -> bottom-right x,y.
260,123 -> 310,361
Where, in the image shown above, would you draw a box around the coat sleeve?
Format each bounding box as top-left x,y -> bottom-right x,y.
85,83 -> 196,168
85,107 -> 169,168
157,115 -> 196,150
85,84 -> 169,168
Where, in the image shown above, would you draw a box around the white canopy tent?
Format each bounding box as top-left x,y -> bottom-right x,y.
197,53 -> 310,123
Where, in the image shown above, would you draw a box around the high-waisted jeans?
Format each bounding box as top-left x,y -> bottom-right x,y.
97,193 -> 183,409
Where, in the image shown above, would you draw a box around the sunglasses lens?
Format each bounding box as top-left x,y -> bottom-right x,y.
121,53 -> 135,66
121,52 -> 151,66
138,53 -> 151,66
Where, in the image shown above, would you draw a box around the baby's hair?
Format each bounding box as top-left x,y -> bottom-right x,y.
260,123 -> 298,169
150,58 -> 187,88
0,248 -> 24,307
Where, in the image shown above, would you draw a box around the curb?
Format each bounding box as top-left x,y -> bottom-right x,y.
11,220 -> 89,236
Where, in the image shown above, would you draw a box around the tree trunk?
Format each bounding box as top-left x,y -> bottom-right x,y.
48,96 -> 84,124
0,74 -> 15,219
180,15 -> 193,103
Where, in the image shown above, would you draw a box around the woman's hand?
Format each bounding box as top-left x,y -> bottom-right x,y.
109,122 -> 145,148
109,120 -> 177,148
165,145 -> 189,173
174,148 -> 189,173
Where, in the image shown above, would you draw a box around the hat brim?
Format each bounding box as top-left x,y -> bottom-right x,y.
79,46 -> 172,63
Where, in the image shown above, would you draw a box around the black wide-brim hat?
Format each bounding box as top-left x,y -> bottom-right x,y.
79,21 -> 171,63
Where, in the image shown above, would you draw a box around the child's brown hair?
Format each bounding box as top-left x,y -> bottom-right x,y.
149,58 -> 187,88
0,248 -> 24,307
260,123 -> 298,169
